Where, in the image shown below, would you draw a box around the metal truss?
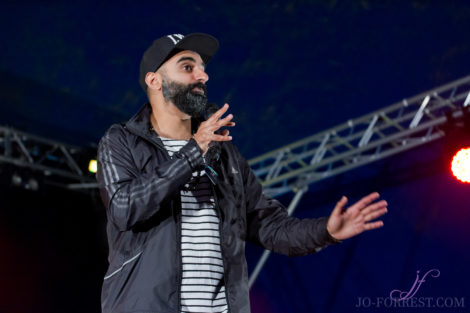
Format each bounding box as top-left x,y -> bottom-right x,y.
2,75 -> 469,287
248,75 -> 470,289
0,126 -> 95,185
248,75 -> 470,199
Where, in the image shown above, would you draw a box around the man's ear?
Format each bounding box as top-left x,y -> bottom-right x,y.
145,72 -> 162,91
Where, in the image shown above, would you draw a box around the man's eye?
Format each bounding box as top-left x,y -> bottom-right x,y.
183,65 -> 193,72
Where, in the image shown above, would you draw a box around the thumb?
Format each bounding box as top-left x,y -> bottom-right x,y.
332,196 -> 348,217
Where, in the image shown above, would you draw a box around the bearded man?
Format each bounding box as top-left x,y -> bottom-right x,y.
96,33 -> 388,313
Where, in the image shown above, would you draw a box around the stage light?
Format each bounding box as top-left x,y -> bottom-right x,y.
88,159 -> 98,174
26,178 -> 39,191
443,106 -> 470,183
451,147 -> 470,183
11,173 -> 22,186
9,171 -> 41,191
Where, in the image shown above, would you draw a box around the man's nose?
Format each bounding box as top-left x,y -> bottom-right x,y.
194,67 -> 209,83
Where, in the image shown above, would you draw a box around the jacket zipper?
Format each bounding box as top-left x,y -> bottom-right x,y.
143,131 -> 183,312
211,184 -> 232,313
157,139 -> 183,313
125,114 -> 206,312
176,197 -> 183,313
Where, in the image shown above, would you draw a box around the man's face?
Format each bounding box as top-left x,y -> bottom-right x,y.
160,74 -> 208,118
159,51 -> 209,118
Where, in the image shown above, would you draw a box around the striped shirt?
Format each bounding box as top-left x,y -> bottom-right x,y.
160,137 -> 228,313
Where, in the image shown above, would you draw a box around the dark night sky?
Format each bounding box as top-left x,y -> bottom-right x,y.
2,1 -> 469,157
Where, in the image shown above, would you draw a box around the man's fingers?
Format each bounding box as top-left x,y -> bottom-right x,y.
361,200 -> 388,216
217,113 -> 234,127
208,103 -> 229,122
194,103 -> 235,151
363,220 -> 384,231
211,134 -> 232,142
354,192 -> 381,210
364,207 -> 388,222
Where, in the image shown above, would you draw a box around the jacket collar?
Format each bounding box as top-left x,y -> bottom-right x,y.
125,102 -> 203,141
124,103 -> 164,148
125,103 -> 222,169
125,103 -> 153,136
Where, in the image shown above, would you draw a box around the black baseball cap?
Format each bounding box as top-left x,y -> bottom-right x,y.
139,33 -> 219,91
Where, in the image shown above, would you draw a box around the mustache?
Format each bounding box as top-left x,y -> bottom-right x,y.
188,82 -> 207,96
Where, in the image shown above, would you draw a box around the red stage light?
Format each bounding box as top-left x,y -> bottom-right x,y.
451,147 -> 470,183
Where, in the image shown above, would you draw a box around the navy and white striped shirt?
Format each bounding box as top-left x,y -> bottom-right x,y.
161,137 -> 228,313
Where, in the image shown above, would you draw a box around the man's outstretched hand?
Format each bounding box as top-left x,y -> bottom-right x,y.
326,192 -> 388,241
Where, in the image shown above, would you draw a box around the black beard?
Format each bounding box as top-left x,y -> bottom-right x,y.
161,78 -> 208,118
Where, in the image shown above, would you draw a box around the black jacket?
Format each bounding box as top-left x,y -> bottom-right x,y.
97,103 -> 340,313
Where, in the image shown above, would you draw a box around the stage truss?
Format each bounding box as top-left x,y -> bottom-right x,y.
1,75 -> 469,285
248,74 -> 470,287
0,126 -> 95,187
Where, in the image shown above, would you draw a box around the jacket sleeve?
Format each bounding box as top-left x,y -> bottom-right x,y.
240,150 -> 341,257
96,125 -> 203,231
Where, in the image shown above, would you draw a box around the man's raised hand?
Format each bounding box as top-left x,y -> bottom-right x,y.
193,103 -> 235,154
326,192 -> 388,241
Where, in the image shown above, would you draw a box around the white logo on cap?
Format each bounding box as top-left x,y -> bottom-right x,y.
167,34 -> 184,45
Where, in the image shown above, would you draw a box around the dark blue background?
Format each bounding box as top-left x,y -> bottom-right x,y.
1,1 -> 469,312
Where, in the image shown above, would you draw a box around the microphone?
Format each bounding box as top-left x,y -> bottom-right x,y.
204,102 -> 221,164
205,102 -> 219,119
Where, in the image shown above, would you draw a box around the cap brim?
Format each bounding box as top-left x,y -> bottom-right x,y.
173,33 -> 219,65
